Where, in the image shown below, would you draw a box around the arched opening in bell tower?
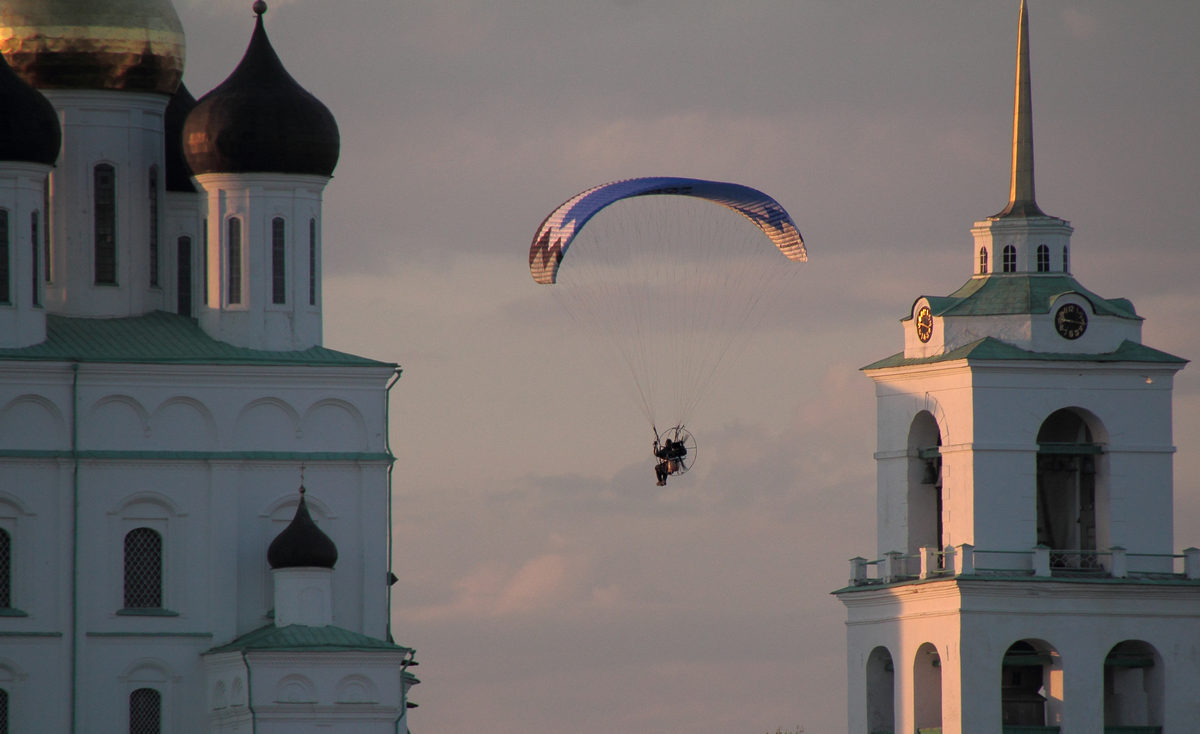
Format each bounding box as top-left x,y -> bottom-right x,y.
907,412 -> 943,560
1104,640 -> 1164,732
1036,408 -> 1108,570
1000,639 -> 1062,729
912,643 -> 941,734
865,646 -> 894,734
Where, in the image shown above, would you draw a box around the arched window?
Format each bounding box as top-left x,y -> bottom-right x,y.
865,647 -> 895,734
94,164 -> 117,284
30,212 -> 39,306
0,528 -> 10,608
148,166 -> 159,288
201,219 -> 208,306
124,528 -> 163,609
0,687 -> 8,734
0,209 -> 9,304
176,236 -> 192,317
271,217 -> 286,304
1105,641 -> 1163,731
42,177 -> 51,283
1036,244 -> 1049,272
129,688 -> 161,734
979,247 -> 988,274
1062,246 -> 1069,273
1037,409 -> 1104,564
308,218 -> 317,306
1002,245 -> 1017,273
227,218 -> 242,305
913,643 -> 942,734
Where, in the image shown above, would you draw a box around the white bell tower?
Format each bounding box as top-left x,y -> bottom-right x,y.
836,3 -> 1200,733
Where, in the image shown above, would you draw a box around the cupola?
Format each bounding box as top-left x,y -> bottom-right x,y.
182,1 -> 340,177
0,0 -> 184,94
267,487 -> 338,569
0,50 -> 61,165
163,82 -> 198,192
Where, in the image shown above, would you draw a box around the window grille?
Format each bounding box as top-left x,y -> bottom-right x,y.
129,688 -> 161,734
1062,246 -> 1069,273
177,236 -> 192,317
30,212 -> 39,306
271,217 -> 286,304
227,218 -> 241,305
0,687 -> 8,734
308,218 -> 317,306
1036,244 -> 1049,272
148,166 -> 159,287
978,247 -> 988,274
0,528 -> 10,607
0,210 -> 9,304
1002,244 -> 1017,273
124,528 -> 162,609
94,164 -> 117,284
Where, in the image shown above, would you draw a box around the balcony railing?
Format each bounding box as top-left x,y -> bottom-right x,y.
847,546 -> 1200,587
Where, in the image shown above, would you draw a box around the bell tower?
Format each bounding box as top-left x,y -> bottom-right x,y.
836,3 -> 1200,733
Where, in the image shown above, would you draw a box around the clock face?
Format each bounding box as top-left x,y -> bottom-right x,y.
916,306 -> 934,343
1054,303 -> 1088,340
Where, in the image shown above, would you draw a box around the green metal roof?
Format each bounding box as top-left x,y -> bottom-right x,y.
911,274 -> 1140,320
206,624 -> 414,654
863,337 -> 1187,371
0,311 -> 393,367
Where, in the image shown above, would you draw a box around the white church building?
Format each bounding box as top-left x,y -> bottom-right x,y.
0,1 -> 418,732
836,3 -> 1198,734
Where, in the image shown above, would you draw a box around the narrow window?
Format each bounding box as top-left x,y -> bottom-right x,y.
0,687 -> 8,734
30,213 -> 39,306
176,236 -> 192,317
271,217 -> 286,304
978,247 -> 989,274
129,688 -> 161,734
0,528 -> 10,608
123,527 -> 162,609
1062,246 -> 1069,273
148,166 -> 159,287
94,164 -> 117,284
308,218 -> 317,306
1002,244 -> 1017,273
43,176 -> 51,283
227,218 -> 241,305
1036,244 -> 1049,272
202,219 -> 209,306
0,210 -> 9,304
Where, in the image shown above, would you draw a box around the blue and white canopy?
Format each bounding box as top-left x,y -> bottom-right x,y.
529,177 -> 806,284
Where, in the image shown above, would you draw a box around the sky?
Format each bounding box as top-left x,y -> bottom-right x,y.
176,2 -> 1200,732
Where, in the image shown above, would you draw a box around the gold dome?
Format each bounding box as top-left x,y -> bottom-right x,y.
0,0 -> 184,94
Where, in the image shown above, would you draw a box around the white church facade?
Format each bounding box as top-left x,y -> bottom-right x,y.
0,1 -> 417,732
836,3 -> 1198,734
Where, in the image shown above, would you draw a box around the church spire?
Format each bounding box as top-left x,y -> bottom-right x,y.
994,0 -> 1045,218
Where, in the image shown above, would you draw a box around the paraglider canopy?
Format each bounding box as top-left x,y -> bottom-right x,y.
530,177 -> 805,285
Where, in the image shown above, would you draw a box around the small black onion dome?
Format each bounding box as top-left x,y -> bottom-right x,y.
164,82 -> 197,192
267,489 -> 338,569
182,3 -> 339,177
0,47 -> 60,165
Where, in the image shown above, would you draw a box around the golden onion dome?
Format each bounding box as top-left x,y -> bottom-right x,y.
0,0 -> 184,94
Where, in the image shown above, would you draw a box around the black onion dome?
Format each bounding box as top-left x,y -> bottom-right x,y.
182,6 -> 339,176
267,491 -> 338,569
0,48 -> 61,165
164,81 -> 197,192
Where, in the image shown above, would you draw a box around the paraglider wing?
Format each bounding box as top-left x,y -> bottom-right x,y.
529,177 -> 806,284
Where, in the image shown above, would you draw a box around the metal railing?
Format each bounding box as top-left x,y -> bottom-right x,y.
847,545 -> 1200,587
